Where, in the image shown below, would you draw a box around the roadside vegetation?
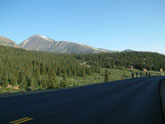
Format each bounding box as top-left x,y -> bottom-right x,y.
0,45 -> 164,93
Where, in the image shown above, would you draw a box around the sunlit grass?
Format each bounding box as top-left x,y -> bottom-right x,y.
0,68 -> 164,94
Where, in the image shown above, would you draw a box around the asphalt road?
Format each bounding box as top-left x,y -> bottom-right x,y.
0,76 -> 165,124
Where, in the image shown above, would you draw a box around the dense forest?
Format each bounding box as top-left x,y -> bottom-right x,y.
0,46 -> 100,91
0,45 -> 165,91
75,52 -> 165,71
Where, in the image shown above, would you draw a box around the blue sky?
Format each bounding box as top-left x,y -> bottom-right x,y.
0,0 -> 165,53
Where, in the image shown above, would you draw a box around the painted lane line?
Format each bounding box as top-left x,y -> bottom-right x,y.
15,118 -> 33,124
10,117 -> 33,124
10,117 -> 29,123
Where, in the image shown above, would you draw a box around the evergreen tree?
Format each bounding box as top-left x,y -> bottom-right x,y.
9,77 -> 17,86
60,73 -> 67,88
48,70 -> 57,89
29,77 -> 36,90
40,77 -> 48,89
104,69 -> 109,82
2,71 -> 9,87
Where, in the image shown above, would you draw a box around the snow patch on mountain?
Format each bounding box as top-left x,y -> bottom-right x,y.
39,35 -> 48,40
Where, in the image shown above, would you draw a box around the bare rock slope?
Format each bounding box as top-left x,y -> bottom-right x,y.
20,35 -> 108,54
0,36 -> 19,48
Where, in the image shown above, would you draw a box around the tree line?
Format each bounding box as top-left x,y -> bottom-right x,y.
74,52 -> 165,71
0,45 -> 165,91
0,46 -> 100,90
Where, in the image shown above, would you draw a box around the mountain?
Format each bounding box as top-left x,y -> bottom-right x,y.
48,41 -> 108,54
97,48 -> 117,53
20,35 -> 109,54
123,49 -> 134,52
0,36 -> 19,48
19,35 -> 55,51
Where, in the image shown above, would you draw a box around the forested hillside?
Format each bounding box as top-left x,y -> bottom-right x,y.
0,45 -> 165,92
0,45 -> 100,91
75,52 -> 165,71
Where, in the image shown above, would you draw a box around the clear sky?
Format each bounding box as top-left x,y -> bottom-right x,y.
0,0 -> 165,54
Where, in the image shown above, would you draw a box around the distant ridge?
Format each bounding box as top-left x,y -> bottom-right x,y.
0,36 -> 19,48
123,49 -> 134,52
19,35 -> 110,54
1,35 -> 162,54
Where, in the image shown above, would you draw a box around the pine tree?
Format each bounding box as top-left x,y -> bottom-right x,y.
9,76 -> 17,86
60,73 -> 67,88
40,77 -> 48,89
2,71 -> 9,87
104,69 -> 109,82
48,70 -> 57,89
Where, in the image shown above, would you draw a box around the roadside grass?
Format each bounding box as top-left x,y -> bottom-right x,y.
0,88 -> 21,93
0,68 -> 164,95
62,68 -> 138,87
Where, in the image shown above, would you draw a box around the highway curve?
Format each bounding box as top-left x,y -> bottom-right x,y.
0,76 -> 164,124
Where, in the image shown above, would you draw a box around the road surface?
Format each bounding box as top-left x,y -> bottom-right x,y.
0,76 -> 164,124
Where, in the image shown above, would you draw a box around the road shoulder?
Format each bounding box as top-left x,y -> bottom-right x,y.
160,79 -> 165,123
